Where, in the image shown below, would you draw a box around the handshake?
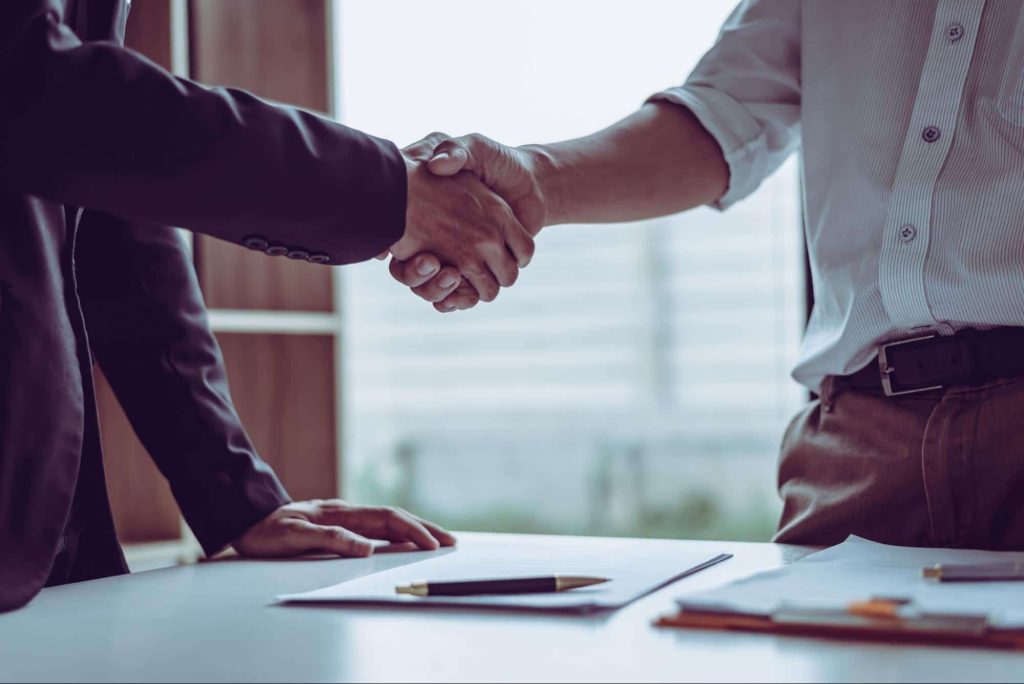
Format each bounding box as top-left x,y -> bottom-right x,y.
384,132 -> 549,313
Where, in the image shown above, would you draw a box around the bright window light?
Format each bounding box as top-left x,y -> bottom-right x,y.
334,0 -> 805,541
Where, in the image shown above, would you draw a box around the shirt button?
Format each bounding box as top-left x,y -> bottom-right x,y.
242,235 -> 269,251
922,126 -> 941,143
286,249 -> 310,260
946,22 -> 964,42
899,224 -> 917,243
308,253 -> 331,265
265,243 -> 289,257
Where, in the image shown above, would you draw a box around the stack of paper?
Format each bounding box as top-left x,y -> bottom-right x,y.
675,535 -> 1024,629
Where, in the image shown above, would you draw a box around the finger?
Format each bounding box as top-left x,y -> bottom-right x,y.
291,519 -> 374,558
334,507 -> 441,551
389,253 -> 441,288
480,242 -> 519,288
427,139 -> 470,176
411,266 -> 461,303
402,131 -> 454,162
411,516 -> 457,547
435,281 -> 480,313
464,176 -> 534,271
311,503 -> 441,550
484,196 -> 535,268
380,508 -> 443,550
501,217 -> 536,268
429,134 -> 503,184
374,250 -> 389,261
461,261 -> 501,303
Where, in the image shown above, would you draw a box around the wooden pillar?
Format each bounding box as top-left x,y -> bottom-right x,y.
99,0 -> 341,548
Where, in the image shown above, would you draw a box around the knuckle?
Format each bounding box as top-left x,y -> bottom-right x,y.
439,267 -> 461,287
466,133 -> 497,159
464,260 -> 487,278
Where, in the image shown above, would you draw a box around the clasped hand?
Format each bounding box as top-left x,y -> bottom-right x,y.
385,133 -> 547,312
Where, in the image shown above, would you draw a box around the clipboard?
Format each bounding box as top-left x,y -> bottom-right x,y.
656,598 -> 1024,650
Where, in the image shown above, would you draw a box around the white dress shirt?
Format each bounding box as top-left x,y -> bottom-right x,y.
653,0 -> 1024,390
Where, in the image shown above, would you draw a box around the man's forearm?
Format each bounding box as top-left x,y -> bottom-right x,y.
393,104 -> 731,311
525,102 -> 729,227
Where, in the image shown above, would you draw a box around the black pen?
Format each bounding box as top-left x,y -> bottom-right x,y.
395,575 -> 609,597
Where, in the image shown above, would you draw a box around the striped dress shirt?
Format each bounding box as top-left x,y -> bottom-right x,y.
653,0 -> 1024,389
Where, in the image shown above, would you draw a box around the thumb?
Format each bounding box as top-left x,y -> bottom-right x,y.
295,520 -> 374,558
427,140 -> 470,176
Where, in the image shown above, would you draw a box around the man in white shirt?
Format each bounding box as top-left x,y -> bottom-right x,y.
392,0 -> 1024,549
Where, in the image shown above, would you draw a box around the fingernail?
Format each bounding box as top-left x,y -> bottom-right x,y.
433,152 -> 450,162
439,303 -> 455,312
417,261 -> 438,276
438,275 -> 457,288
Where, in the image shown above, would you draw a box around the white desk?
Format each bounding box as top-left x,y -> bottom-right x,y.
1,533 -> 1021,682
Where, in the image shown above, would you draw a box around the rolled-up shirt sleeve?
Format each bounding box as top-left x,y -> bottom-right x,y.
649,0 -> 802,210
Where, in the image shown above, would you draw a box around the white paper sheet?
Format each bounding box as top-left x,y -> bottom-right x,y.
278,534 -> 729,613
678,535 -> 1024,628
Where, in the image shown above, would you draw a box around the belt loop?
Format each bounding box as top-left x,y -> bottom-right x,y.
820,376 -> 837,413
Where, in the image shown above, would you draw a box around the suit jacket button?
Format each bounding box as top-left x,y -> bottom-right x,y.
243,235 -> 270,251
265,243 -> 289,257
286,249 -> 310,260
308,253 -> 330,264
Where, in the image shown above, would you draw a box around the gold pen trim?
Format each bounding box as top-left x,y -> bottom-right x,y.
395,581 -> 429,597
554,575 -> 610,592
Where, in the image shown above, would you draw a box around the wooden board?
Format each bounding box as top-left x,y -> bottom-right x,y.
190,0 -> 333,311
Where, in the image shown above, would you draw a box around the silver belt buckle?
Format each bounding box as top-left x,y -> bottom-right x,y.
878,334 -> 945,397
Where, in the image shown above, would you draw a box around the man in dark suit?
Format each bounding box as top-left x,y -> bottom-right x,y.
0,0 -> 536,612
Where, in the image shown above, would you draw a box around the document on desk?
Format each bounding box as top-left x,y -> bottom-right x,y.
676,535 -> 1024,629
278,534 -> 730,613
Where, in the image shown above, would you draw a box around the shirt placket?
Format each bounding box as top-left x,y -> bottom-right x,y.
878,0 -> 986,330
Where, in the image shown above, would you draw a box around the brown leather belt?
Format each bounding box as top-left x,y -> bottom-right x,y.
832,327 -> 1024,397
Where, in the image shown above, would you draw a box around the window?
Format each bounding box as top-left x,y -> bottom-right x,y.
335,0 -> 805,541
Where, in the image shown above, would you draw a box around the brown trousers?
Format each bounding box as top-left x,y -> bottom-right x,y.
775,374 -> 1024,550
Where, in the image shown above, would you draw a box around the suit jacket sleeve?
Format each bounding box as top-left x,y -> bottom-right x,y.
0,1 -> 406,264
76,212 -> 291,556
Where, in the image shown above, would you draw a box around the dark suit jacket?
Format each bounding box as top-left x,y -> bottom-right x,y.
0,0 -> 408,612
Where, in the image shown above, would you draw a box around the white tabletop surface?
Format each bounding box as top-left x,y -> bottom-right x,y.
2,532 -> 1022,683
